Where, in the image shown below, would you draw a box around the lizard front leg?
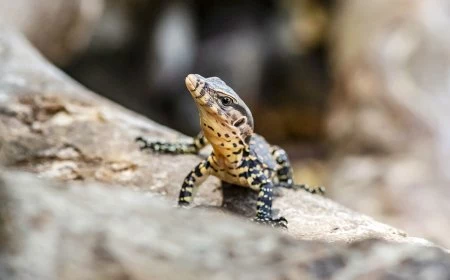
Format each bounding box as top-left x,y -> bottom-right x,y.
136,132 -> 208,155
178,157 -> 212,206
254,182 -> 287,228
245,163 -> 287,228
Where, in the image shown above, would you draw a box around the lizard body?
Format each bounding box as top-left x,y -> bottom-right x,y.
137,74 -> 324,228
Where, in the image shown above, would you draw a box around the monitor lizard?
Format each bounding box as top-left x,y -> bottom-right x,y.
136,74 -> 324,228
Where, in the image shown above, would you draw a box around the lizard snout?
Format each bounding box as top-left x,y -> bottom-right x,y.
185,74 -> 198,91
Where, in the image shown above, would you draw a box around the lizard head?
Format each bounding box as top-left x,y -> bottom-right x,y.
185,74 -> 254,146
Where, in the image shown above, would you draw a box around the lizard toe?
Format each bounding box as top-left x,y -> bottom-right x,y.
252,215 -> 288,230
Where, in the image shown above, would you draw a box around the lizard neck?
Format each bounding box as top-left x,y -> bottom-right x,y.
211,142 -> 248,168
201,120 -> 249,167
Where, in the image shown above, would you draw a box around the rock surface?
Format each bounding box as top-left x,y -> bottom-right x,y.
1,171 -> 450,280
0,25 -> 449,279
0,28 -> 430,244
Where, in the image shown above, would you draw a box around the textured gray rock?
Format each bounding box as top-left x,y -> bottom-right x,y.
1,171 -> 450,280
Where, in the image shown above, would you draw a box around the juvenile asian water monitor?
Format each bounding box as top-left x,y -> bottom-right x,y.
136,74 -> 324,228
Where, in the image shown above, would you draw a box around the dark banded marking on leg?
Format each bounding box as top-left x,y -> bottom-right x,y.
136,132 -> 208,155
252,177 -> 287,228
276,182 -> 326,194
193,132 -> 208,150
270,146 -> 325,194
242,159 -> 287,228
270,145 -> 294,185
255,182 -> 274,219
178,158 -> 211,205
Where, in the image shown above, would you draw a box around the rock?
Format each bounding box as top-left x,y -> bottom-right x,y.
0,24 -> 449,279
327,0 -> 450,247
1,171 -> 450,280
0,0 -> 104,65
0,27 -> 433,244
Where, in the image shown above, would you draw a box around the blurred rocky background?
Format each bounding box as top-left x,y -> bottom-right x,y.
1,0 -> 450,269
0,21 -> 448,280
0,0 -> 104,65
60,0 -> 450,248
327,0 -> 450,248
63,0 -> 331,143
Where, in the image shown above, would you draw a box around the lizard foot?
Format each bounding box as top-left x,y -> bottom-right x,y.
294,184 -> 326,195
178,201 -> 191,208
252,215 -> 288,229
135,136 -> 167,152
274,182 -> 326,195
135,136 -> 152,151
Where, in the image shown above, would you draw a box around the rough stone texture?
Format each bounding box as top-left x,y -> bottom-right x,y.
1,171 -> 450,280
327,0 -> 450,247
0,0 -> 104,65
0,28 -> 435,245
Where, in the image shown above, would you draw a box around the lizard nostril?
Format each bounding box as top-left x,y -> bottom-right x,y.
234,117 -> 246,127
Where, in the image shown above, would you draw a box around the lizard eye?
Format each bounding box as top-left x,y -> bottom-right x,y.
220,96 -> 233,106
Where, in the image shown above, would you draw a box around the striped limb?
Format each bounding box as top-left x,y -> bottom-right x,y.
246,165 -> 287,228
178,157 -> 212,206
275,182 -> 326,194
271,145 -> 325,195
136,132 -> 208,154
270,145 -> 294,185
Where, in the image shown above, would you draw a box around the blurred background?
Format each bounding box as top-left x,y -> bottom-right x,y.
1,0 -> 449,247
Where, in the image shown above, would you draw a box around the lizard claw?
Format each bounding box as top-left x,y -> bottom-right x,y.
135,136 -> 154,151
252,215 -> 288,229
274,182 -> 326,195
295,184 -> 326,195
135,136 -> 145,143
178,201 -> 191,209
